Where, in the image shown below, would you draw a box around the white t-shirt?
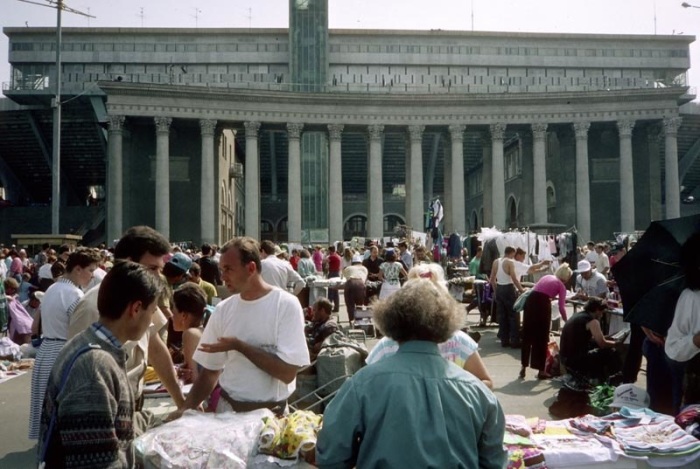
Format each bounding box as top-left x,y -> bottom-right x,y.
194,288 -> 310,402
41,278 -> 83,339
585,250 -> 598,267
38,262 -> 53,280
366,330 -> 478,369
261,256 -> 305,291
83,266 -> 107,292
596,252 -> 610,274
665,289 -> 700,362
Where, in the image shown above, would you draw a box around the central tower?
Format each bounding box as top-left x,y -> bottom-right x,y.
289,0 -> 329,92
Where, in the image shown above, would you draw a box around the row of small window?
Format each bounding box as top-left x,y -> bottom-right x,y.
328,43 -> 689,59
332,74 -> 657,87
11,42 -> 289,53
12,41 -> 689,59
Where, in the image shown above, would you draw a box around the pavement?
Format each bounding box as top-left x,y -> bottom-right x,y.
0,299 -> 647,468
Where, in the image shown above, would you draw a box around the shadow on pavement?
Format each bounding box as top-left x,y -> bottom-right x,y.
0,447 -> 36,468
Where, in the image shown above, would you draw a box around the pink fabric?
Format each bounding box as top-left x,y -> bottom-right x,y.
10,257 -> 23,275
532,275 -> 568,320
7,296 -> 33,338
312,251 -> 323,272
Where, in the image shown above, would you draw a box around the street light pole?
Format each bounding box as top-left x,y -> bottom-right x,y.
51,0 -> 62,234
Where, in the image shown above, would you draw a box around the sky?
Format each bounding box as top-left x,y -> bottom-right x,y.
1,0 -> 699,97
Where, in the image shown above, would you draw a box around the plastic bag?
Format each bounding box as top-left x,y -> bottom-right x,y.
258,410 -> 322,459
134,408 -> 274,468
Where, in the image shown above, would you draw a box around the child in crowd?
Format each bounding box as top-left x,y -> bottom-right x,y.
171,284 -> 208,384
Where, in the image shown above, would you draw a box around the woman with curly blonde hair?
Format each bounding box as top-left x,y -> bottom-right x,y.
317,279 -> 506,468
366,266 -> 493,389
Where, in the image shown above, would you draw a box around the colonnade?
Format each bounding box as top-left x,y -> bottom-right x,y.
105,115 -> 683,245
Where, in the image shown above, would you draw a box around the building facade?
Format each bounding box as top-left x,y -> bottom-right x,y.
1,0 -> 698,245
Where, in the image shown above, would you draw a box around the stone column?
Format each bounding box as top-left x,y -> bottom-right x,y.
663,117 -> 683,219
405,134 -> 411,227
286,123 -> 304,243
328,124 -> 344,242
200,119 -> 217,245
408,125 -> 424,231
481,133 -> 493,227
490,123 -> 506,229
154,116 -> 172,239
618,120 -> 636,232
449,124 -> 466,233
368,124 -> 384,238
574,122 -> 591,243
647,125 -> 662,221
532,123 -> 548,224
107,115 -> 125,245
244,121 -> 261,240
443,142 -> 452,231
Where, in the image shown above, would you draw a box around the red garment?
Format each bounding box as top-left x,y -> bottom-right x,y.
290,255 -> 300,271
327,253 -> 341,272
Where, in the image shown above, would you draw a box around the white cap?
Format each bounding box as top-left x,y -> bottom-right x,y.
576,260 -> 592,273
610,384 -> 650,409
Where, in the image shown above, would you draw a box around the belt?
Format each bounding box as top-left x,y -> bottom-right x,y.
43,337 -> 67,341
219,387 -> 287,416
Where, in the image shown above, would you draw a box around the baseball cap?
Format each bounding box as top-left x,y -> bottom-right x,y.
167,252 -> 192,274
576,260 -> 592,273
610,384 -> 650,409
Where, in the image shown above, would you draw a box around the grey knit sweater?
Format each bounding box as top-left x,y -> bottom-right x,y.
38,326 -> 137,468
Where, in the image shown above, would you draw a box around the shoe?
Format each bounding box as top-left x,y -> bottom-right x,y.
332,308 -> 340,313
467,331 -> 481,343
510,342 -> 522,349
519,367 -> 526,379
537,372 -> 552,380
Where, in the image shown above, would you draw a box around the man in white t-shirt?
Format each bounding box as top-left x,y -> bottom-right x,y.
170,237 -> 310,417
259,240 -> 305,295
584,241 -> 598,268
572,260 -> 608,300
594,243 -> 610,278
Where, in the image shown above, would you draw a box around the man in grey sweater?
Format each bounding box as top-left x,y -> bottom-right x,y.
39,261 -> 164,468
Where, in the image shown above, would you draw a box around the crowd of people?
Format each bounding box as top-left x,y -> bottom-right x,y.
3,228 -> 700,467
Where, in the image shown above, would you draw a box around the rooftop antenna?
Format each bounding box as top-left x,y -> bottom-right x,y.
192,8 -> 202,28
138,7 -> 145,27
15,0 -> 95,235
471,0 -> 474,31
245,7 -> 252,29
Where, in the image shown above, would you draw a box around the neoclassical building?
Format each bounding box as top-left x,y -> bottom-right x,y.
1,0 -> 698,245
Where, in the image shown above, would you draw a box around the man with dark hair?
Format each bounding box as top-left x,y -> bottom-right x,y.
260,240 -> 305,295
188,262 -> 218,305
57,244 -> 71,264
39,261 -> 164,468
305,297 -> 338,360
198,243 -> 222,286
68,226 -> 185,409
169,237 -> 310,418
326,245 -> 342,312
560,297 -> 622,384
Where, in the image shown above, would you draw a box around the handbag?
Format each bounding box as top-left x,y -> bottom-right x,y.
513,289 -> 532,313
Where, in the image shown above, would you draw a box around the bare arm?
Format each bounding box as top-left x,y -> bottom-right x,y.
199,337 -> 299,384
148,333 -> 186,408
464,352 -> 494,389
167,367 -> 221,421
489,259 -> 498,290
505,260 -> 524,293
587,319 -> 616,349
182,329 -> 202,384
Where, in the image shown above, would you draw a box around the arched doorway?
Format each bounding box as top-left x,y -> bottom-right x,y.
507,196 -> 518,229
343,214 -> 367,239
383,214 -> 406,237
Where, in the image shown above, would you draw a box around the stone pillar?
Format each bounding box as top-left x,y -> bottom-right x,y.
287,123 -> 304,243
490,123 -> 506,229
647,125 -> 662,221
328,124 -> 344,243
368,124 -> 384,238
200,119 -> 217,245
154,116 -> 172,239
481,133 -> 493,227
618,120 -> 636,232
107,115 -> 125,245
574,122 -> 591,243
663,117 -> 683,219
405,133 -> 411,227
449,124 -> 466,233
244,121 -> 261,239
443,141 -> 452,231
408,125 -> 425,231
532,123 -> 548,224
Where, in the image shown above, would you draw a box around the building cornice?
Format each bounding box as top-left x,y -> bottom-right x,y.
4,27 -> 695,43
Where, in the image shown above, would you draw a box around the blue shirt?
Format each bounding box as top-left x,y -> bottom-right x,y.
316,341 -> 506,469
